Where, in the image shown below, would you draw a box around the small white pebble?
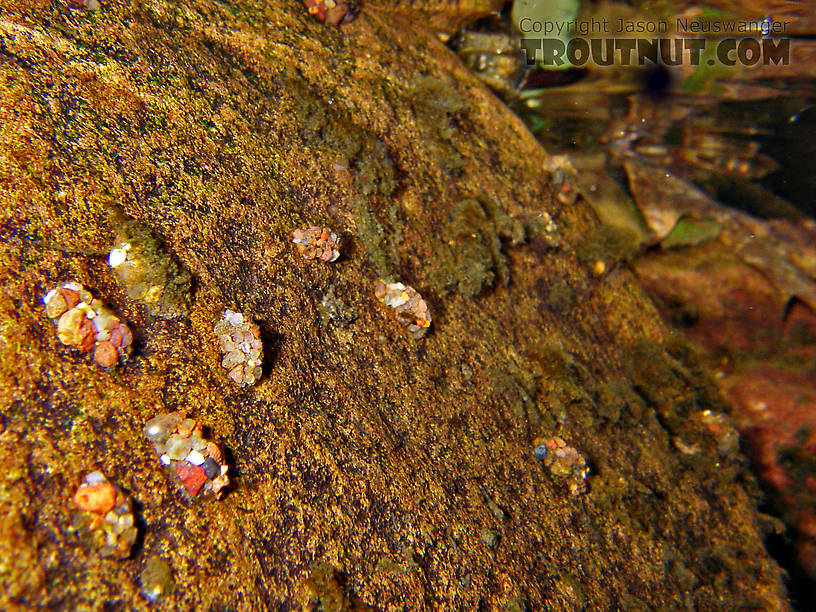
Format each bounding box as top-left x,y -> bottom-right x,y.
108,248 -> 128,268
76,302 -> 96,318
186,450 -> 206,466
225,310 -> 243,326
85,471 -> 107,484
160,454 -> 171,466
145,424 -> 163,440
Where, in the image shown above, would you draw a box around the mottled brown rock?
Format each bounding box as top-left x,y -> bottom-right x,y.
0,0 -> 787,610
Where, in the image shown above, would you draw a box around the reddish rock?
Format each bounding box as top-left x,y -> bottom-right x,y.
721,366 -> 816,581
77,317 -> 97,353
634,246 -> 785,354
176,462 -> 207,497
57,288 -> 81,310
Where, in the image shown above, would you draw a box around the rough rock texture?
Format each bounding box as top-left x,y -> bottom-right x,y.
0,0 -> 788,609
634,242 -> 816,603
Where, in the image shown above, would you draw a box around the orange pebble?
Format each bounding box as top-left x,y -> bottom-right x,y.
74,483 -> 116,514
94,341 -> 119,367
58,288 -> 81,310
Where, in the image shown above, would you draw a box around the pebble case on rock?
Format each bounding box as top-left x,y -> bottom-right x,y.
214,309 -> 264,387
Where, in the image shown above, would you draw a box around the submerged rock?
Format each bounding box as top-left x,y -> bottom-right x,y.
1,0 -> 790,607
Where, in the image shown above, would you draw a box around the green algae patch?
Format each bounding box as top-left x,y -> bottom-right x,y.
409,76 -> 469,174
349,195 -> 402,280
427,198 -> 525,297
575,223 -> 642,267
315,119 -> 401,279
108,212 -> 193,319
661,216 -> 723,249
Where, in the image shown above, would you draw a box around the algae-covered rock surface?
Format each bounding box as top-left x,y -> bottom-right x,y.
0,0 -> 788,608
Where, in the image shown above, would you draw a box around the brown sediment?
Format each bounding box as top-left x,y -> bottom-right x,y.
0,0 -> 788,610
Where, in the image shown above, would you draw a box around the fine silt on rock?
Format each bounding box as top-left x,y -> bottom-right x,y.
0,0 -> 788,609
